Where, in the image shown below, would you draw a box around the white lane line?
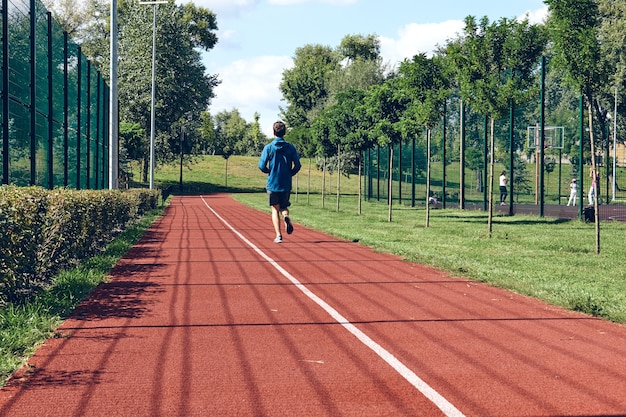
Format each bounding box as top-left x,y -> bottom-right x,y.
201,196 -> 465,417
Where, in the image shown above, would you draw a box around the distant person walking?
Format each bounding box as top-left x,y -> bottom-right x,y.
567,178 -> 577,206
588,168 -> 599,205
499,170 -> 508,206
258,121 -> 301,243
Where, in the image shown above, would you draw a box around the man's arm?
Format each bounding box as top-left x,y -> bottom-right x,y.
258,148 -> 270,174
291,146 -> 302,176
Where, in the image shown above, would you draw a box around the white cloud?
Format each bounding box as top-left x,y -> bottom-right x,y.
378,7 -> 548,68
269,0 -> 357,4
519,5 -> 549,24
209,55 -> 294,136
379,20 -> 465,68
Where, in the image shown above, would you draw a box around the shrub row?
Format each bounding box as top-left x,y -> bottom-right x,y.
0,186 -> 160,305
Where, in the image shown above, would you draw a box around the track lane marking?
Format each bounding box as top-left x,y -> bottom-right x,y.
201,196 -> 465,417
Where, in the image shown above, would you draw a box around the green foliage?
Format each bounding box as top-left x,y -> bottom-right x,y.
0,187 -> 49,304
397,53 -> 450,131
180,2 -> 218,51
285,125 -> 316,158
546,0 -> 608,98
117,1 -> 219,169
446,15 -> 547,119
0,186 -> 159,305
364,78 -> 408,147
213,109 -> 248,159
119,122 -> 147,162
338,34 -> 381,62
280,44 -> 339,127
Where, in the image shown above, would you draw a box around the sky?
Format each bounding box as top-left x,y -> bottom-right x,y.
182,0 -> 549,137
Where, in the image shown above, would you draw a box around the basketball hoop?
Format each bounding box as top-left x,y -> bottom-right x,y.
527,126 -> 565,150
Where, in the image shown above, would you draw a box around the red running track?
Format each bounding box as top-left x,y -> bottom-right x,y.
1,194 -> 625,417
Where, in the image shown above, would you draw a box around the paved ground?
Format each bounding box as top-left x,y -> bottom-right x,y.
0,194 -> 625,417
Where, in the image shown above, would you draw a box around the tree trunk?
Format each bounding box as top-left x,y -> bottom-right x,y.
388,145 -> 393,222
426,128 -> 431,228
336,144 -> 341,212
307,158 -> 311,205
322,157 -> 326,209
487,117 -> 495,237
459,100 -> 466,209
358,151 -> 362,215
225,158 -> 228,188
588,100 -> 601,254
143,157 -> 149,183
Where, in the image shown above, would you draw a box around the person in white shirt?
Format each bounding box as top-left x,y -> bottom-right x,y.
499,171 -> 508,206
567,178 -> 577,206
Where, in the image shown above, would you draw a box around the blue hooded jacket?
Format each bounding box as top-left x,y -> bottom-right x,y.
258,137 -> 301,192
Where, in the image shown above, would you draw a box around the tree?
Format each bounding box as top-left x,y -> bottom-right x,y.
328,34 -> 385,100
598,0 -> 626,196
246,113 -> 267,157
118,1 -> 219,181
279,44 -> 339,128
310,110 -> 335,208
213,109 -> 247,187
363,76 -> 410,221
338,34 -> 381,63
280,35 -> 385,207
119,122 -> 146,163
397,53 -> 450,227
199,111 -> 217,155
546,0 -> 610,254
446,15 -> 546,236
338,88 -> 375,214
315,88 -> 373,212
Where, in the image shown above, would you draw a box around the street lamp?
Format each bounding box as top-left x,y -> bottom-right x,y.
140,1 -> 167,189
109,0 -> 119,190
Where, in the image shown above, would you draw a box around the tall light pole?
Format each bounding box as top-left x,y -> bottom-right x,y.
109,0 -> 118,190
140,1 -> 167,189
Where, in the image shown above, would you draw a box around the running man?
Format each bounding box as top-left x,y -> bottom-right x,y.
258,121 -> 301,243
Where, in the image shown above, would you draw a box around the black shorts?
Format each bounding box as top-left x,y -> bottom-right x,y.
267,191 -> 291,210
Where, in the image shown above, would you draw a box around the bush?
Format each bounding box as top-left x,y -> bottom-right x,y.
0,186 -> 159,305
0,187 -> 49,302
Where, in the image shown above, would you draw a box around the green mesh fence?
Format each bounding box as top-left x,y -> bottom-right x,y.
364,91 -> 626,217
1,0 -> 109,189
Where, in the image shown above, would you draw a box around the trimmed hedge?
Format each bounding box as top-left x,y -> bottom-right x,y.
0,186 -> 160,304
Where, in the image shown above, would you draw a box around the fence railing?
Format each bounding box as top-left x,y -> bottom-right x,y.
1,0 -> 109,189
363,138 -> 626,214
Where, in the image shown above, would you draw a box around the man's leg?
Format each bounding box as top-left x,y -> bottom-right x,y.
271,204 -> 282,239
282,208 -> 293,234
279,192 -> 294,235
